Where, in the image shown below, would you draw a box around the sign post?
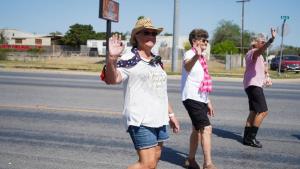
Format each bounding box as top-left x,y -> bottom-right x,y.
99,0 -> 119,57
278,16 -> 289,76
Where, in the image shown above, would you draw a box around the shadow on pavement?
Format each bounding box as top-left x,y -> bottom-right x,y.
213,128 -> 243,143
160,146 -> 187,167
291,134 -> 300,140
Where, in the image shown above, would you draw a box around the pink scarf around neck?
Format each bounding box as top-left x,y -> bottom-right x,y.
192,48 -> 212,93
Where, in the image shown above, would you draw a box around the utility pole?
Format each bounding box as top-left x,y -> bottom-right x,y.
171,0 -> 179,72
236,0 -> 250,67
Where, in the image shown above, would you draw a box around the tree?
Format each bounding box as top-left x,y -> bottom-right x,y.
0,30 -> 8,60
183,41 -> 191,51
211,40 -> 238,55
163,32 -> 173,36
95,32 -> 106,40
211,20 -> 240,47
61,24 -> 97,47
137,16 -> 145,20
95,32 -> 125,40
0,30 -> 7,44
211,20 -> 255,55
241,30 -> 255,52
272,45 -> 300,56
49,31 -> 62,36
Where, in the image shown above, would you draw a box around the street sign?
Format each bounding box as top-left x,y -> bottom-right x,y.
281,16 -> 290,20
277,24 -> 289,37
99,0 -> 119,22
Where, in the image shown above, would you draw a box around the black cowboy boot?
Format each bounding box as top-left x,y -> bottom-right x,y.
243,127 -> 262,148
243,126 -> 251,144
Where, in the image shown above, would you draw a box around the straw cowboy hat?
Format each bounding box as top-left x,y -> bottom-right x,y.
130,16 -> 163,46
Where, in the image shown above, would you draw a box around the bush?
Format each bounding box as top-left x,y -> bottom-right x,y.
28,48 -> 45,58
28,48 -> 44,53
211,40 -> 238,60
183,41 -> 191,51
0,48 -> 9,60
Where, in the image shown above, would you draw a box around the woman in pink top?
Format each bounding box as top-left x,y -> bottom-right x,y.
242,28 -> 276,148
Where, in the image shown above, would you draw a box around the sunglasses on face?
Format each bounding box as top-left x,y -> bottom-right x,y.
199,38 -> 209,43
138,30 -> 158,37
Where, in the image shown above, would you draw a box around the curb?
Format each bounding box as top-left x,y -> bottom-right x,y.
1,68 -> 300,83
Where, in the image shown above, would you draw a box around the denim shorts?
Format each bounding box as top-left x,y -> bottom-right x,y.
127,125 -> 169,150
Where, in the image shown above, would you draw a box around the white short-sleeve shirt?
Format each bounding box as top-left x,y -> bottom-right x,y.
117,51 -> 169,129
181,49 -> 209,103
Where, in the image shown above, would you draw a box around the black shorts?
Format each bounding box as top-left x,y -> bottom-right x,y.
183,99 -> 211,130
245,85 -> 268,113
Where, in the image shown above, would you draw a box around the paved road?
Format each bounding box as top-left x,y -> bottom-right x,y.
0,70 -> 299,169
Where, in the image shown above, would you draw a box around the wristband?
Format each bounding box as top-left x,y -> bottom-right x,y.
266,38 -> 274,48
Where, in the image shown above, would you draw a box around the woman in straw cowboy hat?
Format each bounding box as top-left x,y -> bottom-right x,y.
242,28 -> 276,148
101,16 -> 180,169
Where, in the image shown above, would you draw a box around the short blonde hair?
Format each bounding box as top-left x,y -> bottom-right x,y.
250,33 -> 266,48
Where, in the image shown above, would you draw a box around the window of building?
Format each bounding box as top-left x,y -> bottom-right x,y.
35,39 -> 42,45
15,39 -> 22,44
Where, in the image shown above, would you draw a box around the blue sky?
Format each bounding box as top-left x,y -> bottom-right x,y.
1,0 -> 299,48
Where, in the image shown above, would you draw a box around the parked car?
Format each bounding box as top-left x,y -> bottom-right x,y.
270,55 -> 300,72
270,56 -> 280,70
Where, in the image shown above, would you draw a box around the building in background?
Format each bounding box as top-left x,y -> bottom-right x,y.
0,28 -> 211,58
0,29 -> 51,51
87,35 -> 210,59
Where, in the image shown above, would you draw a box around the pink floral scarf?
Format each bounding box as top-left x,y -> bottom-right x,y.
192,48 -> 212,93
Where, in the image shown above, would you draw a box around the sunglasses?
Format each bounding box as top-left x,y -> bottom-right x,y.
199,38 -> 209,43
138,30 -> 158,37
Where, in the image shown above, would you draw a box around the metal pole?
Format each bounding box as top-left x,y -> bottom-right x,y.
236,0 -> 250,67
171,0 -> 179,72
52,44 -> 55,57
266,35 -> 269,68
106,20 -> 112,58
241,1 -> 244,66
278,19 -> 286,76
266,35 -> 269,57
